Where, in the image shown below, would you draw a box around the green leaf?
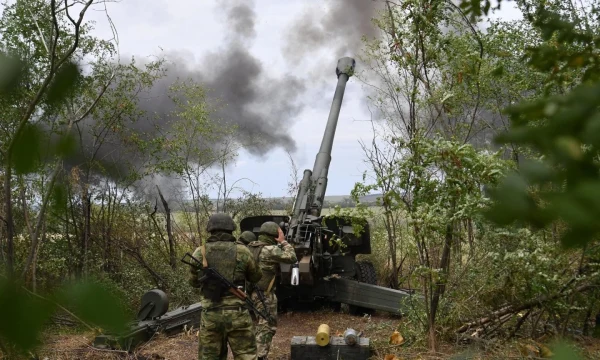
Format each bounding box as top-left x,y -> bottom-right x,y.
494,126 -> 535,145
0,279 -> 56,353
519,160 -> 555,183
551,195 -> 596,229
581,113 -> 600,147
573,181 -> 600,213
54,133 -> 77,158
58,281 -> 130,334
0,52 -> 24,95
483,0 -> 491,15
491,64 -> 504,77
11,123 -> 42,174
484,173 -> 532,225
560,227 -> 594,249
551,341 -> 584,359
553,136 -> 583,161
45,61 -> 81,106
50,181 -> 68,215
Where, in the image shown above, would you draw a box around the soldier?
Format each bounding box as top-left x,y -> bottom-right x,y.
237,231 -> 257,246
189,213 -> 262,360
237,230 -> 258,322
247,221 -> 298,360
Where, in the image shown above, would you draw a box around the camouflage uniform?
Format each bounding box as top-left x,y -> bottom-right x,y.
236,231 -> 258,321
189,213 -> 262,360
236,231 -> 257,246
247,222 -> 297,360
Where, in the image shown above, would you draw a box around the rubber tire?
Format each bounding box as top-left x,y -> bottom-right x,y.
348,261 -> 377,315
356,261 -> 377,285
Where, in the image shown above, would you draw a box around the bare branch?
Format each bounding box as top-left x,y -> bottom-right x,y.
444,0 -> 485,144
27,9 -> 50,54
73,70 -> 116,124
102,0 -> 120,61
7,0 -> 94,156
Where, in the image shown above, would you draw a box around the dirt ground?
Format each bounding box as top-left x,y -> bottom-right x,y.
33,310 -> 600,360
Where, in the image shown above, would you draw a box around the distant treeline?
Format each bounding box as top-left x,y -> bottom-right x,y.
174,194 -> 383,212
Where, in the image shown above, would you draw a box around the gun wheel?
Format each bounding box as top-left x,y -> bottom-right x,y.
348,261 -> 377,315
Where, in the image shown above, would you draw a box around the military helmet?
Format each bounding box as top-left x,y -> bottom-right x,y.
239,231 -> 256,245
259,221 -> 280,237
206,213 -> 236,232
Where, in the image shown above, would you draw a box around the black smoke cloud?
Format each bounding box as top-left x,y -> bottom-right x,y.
282,0 -> 384,80
59,0 -> 306,193
224,0 -> 257,40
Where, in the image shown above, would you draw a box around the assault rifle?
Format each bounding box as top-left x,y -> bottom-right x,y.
247,282 -> 277,325
181,252 -> 275,325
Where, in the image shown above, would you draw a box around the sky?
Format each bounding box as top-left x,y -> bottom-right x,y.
13,0 -> 524,199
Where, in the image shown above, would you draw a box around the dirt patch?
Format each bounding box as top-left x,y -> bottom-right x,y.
38,310 -> 402,359
34,311 -> 600,360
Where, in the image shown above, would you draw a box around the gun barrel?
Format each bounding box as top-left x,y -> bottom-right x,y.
309,57 -> 356,214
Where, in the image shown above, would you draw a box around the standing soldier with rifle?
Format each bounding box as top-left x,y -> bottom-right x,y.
247,221 -> 298,360
188,213 -> 263,360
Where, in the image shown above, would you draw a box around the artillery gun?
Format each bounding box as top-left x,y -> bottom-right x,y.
92,57 -> 414,352
93,289 -> 202,351
240,57 -> 413,315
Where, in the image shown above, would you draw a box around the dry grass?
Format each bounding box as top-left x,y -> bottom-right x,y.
26,310 -> 600,360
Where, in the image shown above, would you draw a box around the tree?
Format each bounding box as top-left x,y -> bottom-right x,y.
354,134 -> 510,350
0,0 -> 117,277
355,0 -> 600,353
157,79 -> 231,236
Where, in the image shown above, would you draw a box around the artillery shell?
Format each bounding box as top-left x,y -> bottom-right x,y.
316,324 -> 330,346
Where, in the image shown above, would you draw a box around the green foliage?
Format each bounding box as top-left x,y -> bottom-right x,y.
57,280 -> 130,334
355,1 -> 600,352
551,341 -> 585,359
227,190 -> 274,222
0,278 -> 55,353
0,51 -> 24,95
484,3 -> 600,248
459,0 -> 504,19
0,277 -> 128,355
2,0 -> 599,357
45,61 -> 81,107
11,123 -> 42,174
54,132 -> 76,158
49,180 -> 67,214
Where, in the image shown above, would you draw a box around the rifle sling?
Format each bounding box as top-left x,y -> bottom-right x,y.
200,244 -> 208,268
266,276 -> 276,295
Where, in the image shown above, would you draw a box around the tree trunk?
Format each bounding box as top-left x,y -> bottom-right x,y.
430,222 -> 453,328
67,185 -> 80,277
428,322 -> 437,352
78,192 -> 91,279
31,220 -> 47,293
467,218 -> 474,257
21,166 -> 61,280
156,185 -> 176,270
85,194 -> 91,277
106,188 -> 115,275
383,205 -> 398,289
3,165 -> 14,276
582,306 -> 593,336
100,189 -> 107,272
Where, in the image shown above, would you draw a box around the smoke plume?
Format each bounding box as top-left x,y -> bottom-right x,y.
282,0 -> 384,80
58,0 -> 307,202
